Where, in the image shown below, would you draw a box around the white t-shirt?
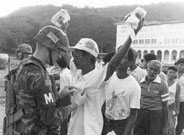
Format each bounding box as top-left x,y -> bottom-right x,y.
105,73 -> 141,120
128,66 -> 147,82
168,81 -> 177,105
60,62 -> 108,135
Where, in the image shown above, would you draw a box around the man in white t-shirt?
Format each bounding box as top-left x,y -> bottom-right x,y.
102,48 -> 141,135
59,19 -> 144,135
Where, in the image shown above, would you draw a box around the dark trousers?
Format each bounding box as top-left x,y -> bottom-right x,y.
101,118 -> 127,135
101,102 -> 128,135
134,109 -> 163,135
176,102 -> 184,135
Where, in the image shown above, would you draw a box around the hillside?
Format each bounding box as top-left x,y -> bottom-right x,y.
0,2 -> 184,54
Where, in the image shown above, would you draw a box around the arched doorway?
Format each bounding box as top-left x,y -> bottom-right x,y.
150,50 -> 155,54
143,50 -> 148,56
137,50 -> 141,59
164,50 -> 169,61
157,50 -> 162,61
171,50 -> 177,61
180,50 -> 184,58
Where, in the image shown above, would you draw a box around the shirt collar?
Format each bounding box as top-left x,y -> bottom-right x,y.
140,75 -> 161,84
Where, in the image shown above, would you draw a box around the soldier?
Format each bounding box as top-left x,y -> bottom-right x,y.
5,43 -> 33,80
16,43 -> 32,61
12,25 -> 86,135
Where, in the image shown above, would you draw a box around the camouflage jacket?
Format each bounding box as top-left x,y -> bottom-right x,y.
13,56 -> 71,135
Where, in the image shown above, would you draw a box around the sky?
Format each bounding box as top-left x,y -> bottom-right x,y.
0,0 -> 183,17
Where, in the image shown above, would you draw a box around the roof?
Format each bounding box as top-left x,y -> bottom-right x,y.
115,20 -> 184,26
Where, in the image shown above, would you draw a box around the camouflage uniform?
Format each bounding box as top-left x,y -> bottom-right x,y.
13,56 -> 72,135
6,25 -> 72,135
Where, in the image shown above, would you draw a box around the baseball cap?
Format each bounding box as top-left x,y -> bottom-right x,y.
70,38 -> 99,57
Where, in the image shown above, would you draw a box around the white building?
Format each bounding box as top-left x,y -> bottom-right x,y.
116,21 -> 184,65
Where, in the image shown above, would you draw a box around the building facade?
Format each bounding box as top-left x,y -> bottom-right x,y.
116,21 -> 184,65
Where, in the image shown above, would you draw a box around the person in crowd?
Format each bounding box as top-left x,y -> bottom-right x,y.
142,53 -> 167,84
101,51 -> 115,135
12,25 -> 86,135
60,18 -> 144,135
128,49 -> 147,82
167,66 -> 181,135
139,59 -> 145,69
134,60 -> 169,135
102,48 -> 141,135
5,43 -> 33,85
103,52 -> 115,65
16,43 -> 32,61
175,58 -> 184,135
56,56 -> 73,135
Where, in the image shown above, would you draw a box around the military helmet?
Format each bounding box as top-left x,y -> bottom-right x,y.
16,44 -> 33,54
34,25 -> 69,52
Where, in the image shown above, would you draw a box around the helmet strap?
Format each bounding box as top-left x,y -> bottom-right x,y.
48,49 -> 53,66
21,53 -> 24,60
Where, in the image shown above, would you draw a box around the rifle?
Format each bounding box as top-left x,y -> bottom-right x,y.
3,57 -> 23,135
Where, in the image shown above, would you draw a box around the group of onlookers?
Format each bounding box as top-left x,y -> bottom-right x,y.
5,11 -> 184,135
99,51 -> 184,135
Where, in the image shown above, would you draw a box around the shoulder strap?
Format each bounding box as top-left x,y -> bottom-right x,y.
16,59 -> 45,80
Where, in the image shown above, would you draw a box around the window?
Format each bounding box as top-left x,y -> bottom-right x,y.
133,40 -> 138,44
151,39 -> 157,44
139,39 -> 144,44
145,39 -> 150,44
171,50 -> 177,60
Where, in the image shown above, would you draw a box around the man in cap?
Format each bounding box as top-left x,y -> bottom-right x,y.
60,18 -> 144,135
134,60 -> 169,135
12,25 -> 86,135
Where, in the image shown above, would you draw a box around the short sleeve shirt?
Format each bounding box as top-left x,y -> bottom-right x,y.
105,73 -> 141,120
140,75 -> 169,110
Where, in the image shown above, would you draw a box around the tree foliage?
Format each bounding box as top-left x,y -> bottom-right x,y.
0,2 -> 184,55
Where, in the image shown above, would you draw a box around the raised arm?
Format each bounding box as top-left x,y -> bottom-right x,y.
105,18 -> 144,81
